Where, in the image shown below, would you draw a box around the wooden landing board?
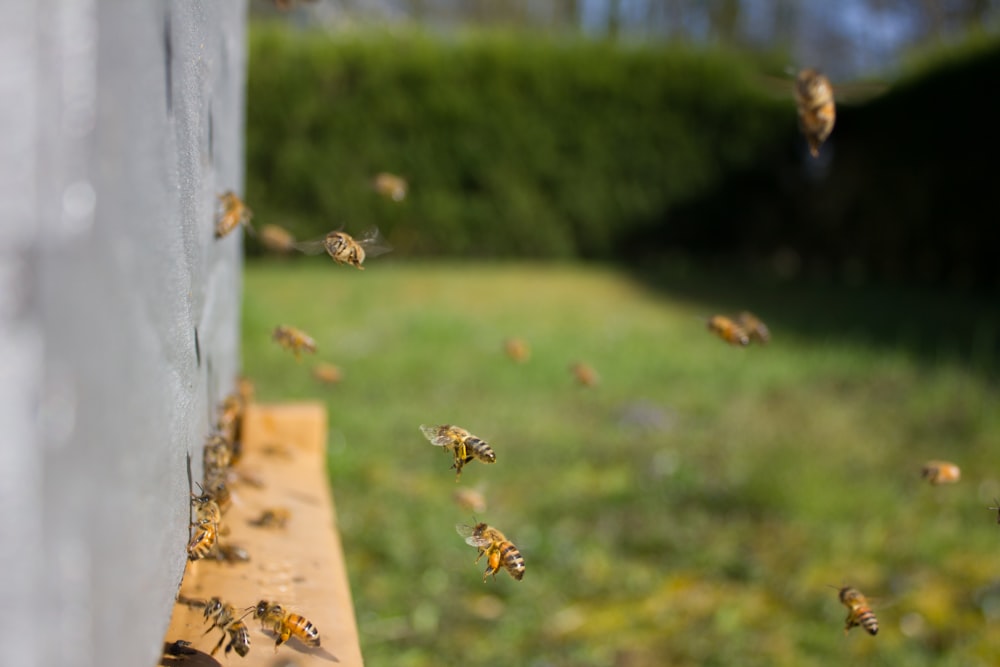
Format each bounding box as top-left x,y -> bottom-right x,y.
161,402 -> 363,667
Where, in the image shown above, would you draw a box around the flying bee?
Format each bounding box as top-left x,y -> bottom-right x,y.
736,311 -> 771,344
419,424 -> 496,480
259,224 -> 298,254
372,172 -> 408,201
707,315 -> 750,346
457,522 -> 525,581
272,325 -> 317,359
795,68 -> 836,158
202,597 -> 252,657
453,487 -> 487,514
250,600 -> 321,651
249,507 -> 291,529
570,361 -> 599,387
215,191 -> 253,239
294,227 -> 392,270
312,362 -> 343,385
837,586 -> 879,636
503,337 -> 530,363
921,460 -> 961,485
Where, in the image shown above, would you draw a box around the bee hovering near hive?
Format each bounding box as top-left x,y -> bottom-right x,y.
921,460 -> 961,485
202,597 -> 252,657
503,337 -> 530,363
294,227 -> 392,270
706,315 -> 750,346
312,362 -> 343,385
419,424 -> 496,480
795,68 -> 836,158
570,361 -> 599,387
457,522 -> 525,581
372,172 -> 408,201
250,600 -> 321,651
736,311 -> 771,344
837,586 -> 879,636
259,224 -> 298,254
215,191 -> 253,239
272,325 -> 317,359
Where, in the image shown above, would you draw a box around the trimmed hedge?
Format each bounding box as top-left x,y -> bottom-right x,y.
245,25 -> 791,259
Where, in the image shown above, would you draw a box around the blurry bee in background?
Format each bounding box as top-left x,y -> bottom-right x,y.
272,325 -> 317,359
259,224 -> 298,254
294,228 -> 392,270
795,68 -> 836,158
736,311 -> 771,344
457,522 -> 525,581
215,191 -> 253,239
249,507 -> 291,530
212,543 -> 251,563
419,424 -> 496,479
202,597 -> 252,657
503,337 -> 531,363
837,586 -> 879,636
217,396 -> 245,466
250,600 -> 321,651
707,315 -> 750,346
372,171 -> 408,201
453,487 -> 488,514
921,460 -> 961,485
570,361 -> 599,387
201,472 -> 231,515
312,362 -> 343,385
203,433 -> 234,482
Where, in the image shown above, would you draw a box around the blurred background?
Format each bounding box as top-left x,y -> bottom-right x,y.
239,2 -> 1000,665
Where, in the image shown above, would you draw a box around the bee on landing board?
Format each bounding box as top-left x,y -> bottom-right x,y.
202,597 -> 251,657
215,191 -> 253,239
457,522 -> 525,581
272,325 -> 317,359
419,424 -> 496,480
294,228 -> 392,270
249,507 -> 291,529
250,600 -> 321,651
795,68 -> 836,158
707,315 -> 750,346
837,586 -> 879,636
921,460 -> 961,485
372,172 -> 408,201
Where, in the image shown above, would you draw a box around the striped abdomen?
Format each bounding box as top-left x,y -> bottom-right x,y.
281,614 -> 321,648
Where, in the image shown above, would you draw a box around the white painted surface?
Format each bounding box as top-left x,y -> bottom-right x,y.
0,2 -> 247,666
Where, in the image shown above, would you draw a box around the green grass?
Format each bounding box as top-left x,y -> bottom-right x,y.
243,259 -> 1000,667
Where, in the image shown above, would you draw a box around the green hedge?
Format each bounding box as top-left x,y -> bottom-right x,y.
245,25 -> 791,259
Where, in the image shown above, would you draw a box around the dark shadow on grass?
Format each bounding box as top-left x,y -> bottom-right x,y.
624,259 -> 1000,379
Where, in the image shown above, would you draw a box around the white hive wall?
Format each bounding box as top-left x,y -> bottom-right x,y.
0,2 -> 247,666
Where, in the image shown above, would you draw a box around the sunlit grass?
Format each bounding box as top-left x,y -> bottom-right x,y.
243,259 -> 1000,666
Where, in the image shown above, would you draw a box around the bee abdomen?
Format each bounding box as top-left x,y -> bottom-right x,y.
466,437 -> 496,463
500,543 -> 525,580
290,615 -> 321,647
858,610 -> 879,635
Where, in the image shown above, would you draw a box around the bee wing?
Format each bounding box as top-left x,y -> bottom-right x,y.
455,523 -> 491,547
292,238 -> 328,256
419,424 -> 453,447
356,226 -> 393,258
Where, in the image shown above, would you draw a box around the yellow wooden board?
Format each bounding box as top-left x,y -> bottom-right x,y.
161,402 -> 363,666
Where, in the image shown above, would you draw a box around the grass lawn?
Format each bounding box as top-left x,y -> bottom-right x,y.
242,258 -> 1000,667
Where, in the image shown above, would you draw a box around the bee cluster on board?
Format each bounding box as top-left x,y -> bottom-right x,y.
188,67 -> 979,651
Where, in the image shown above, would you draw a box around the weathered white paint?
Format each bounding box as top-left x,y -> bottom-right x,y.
0,2 -> 247,666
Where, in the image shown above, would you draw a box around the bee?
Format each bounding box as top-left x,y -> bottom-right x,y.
250,600 -> 321,651
203,433 -> 234,478
216,397 -> 245,466
201,472 -> 231,515
202,597 -> 252,657
457,522 -> 525,581
272,325 -> 317,359
921,460 -> 961,485
736,311 -> 771,344
453,487 -> 487,514
213,543 -> 251,563
187,491 -> 222,561
312,362 -> 343,385
707,315 -> 750,346
294,228 -> 392,270
503,337 -> 530,363
795,68 -> 836,158
570,361 -> 599,387
249,507 -> 291,529
372,172 -> 408,201
164,639 -> 196,657
215,191 -> 253,239
838,586 -> 879,636
259,224 -> 298,254
419,424 -> 496,479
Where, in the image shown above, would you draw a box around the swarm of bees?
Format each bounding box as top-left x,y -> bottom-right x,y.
837,586 -> 879,636
272,324 -> 317,359
215,191 -> 253,239
419,424 -> 497,480
921,460 -> 961,485
794,68 -> 837,158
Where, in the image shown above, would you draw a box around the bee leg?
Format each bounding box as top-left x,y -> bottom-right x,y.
209,631 -> 226,656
